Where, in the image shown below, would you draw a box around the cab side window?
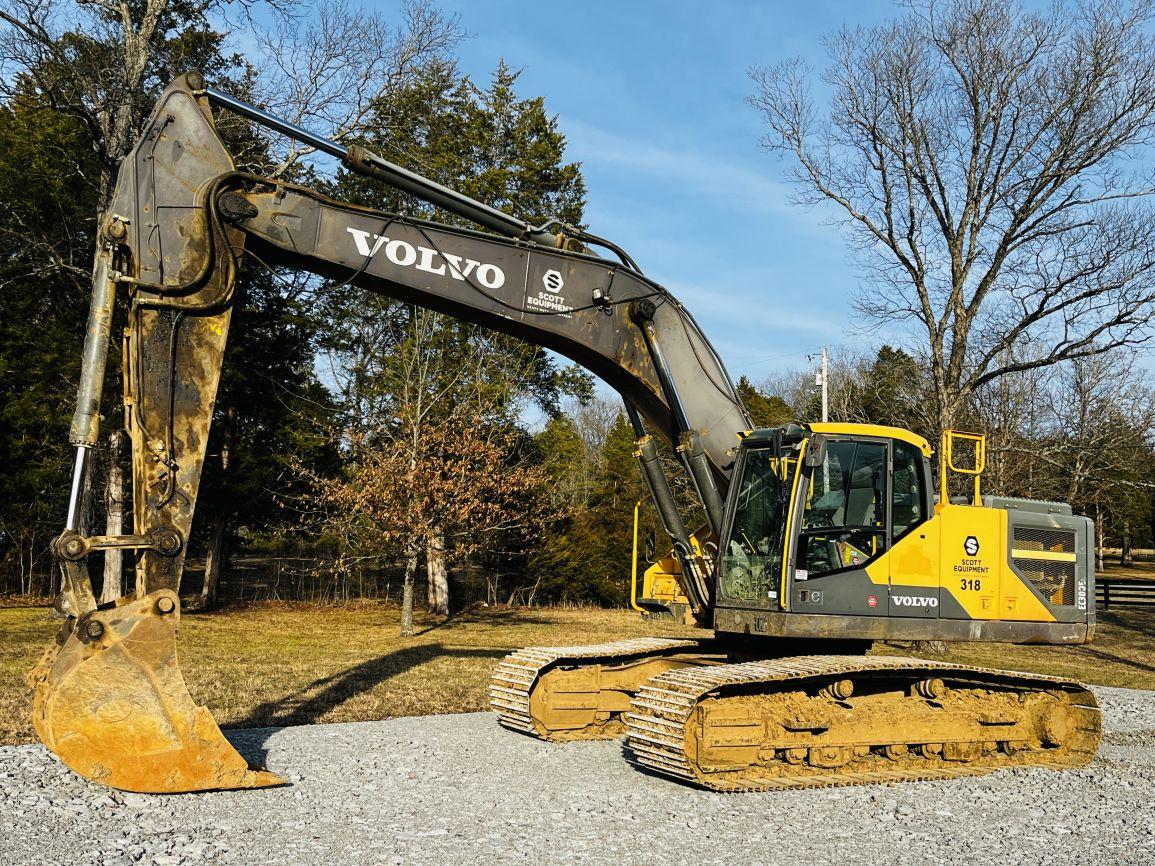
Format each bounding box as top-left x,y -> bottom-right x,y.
891,441 -> 926,540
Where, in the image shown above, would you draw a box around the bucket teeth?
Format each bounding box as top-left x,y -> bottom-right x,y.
30,589 -> 284,793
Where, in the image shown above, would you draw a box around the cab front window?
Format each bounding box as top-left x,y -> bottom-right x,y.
720,447 -> 794,601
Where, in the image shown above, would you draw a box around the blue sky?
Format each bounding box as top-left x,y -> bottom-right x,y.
233,1 -> 904,394
435,0 -> 897,385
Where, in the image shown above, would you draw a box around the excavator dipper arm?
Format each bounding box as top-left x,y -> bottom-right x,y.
34,73 -> 748,792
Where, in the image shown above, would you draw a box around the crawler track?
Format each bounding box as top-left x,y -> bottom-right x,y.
489,638 -> 704,740
626,655 -> 1101,792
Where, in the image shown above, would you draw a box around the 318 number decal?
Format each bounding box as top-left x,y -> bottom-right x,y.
959,578 -> 982,591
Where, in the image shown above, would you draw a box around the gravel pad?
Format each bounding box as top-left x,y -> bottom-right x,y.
1,685 -> 1153,866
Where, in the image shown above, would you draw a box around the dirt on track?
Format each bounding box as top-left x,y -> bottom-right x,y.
1,686 -> 1153,866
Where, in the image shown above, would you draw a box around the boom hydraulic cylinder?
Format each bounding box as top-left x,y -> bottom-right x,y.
629,299 -> 726,537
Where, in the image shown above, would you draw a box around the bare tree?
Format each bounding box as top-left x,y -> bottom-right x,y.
968,359 -> 1049,497
249,0 -> 461,177
751,0 -> 1155,435
0,0 -> 462,260
308,310 -> 554,631
0,0 -> 238,209
756,346 -> 937,438
1040,354 -> 1155,505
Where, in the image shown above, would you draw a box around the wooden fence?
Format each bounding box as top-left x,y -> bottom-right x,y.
1096,579 -> 1155,609
180,557 -> 405,604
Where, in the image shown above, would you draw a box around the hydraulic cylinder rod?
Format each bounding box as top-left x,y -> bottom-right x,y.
64,447 -> 90,532
677,428 -> 726,535
204,87 -> 559,247
624,403 -> 708,617
69,251 -> 117,449
65,248 -> 118,531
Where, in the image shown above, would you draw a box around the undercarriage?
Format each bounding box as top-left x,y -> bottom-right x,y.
491,641 -> 1101,791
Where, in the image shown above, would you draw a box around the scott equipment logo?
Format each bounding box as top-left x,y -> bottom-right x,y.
963,535 -> 980,556
892,595 -> 938,608
346,227 -> 506,290
542,269 -> 564,293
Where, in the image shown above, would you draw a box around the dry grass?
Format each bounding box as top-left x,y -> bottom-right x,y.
1,600 -> 1152,747
0,602 -> 699,746
1101,560 -> 1155,581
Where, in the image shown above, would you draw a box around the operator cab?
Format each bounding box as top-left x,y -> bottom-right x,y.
714,422 -> 1093,644
718,423 -> 933,614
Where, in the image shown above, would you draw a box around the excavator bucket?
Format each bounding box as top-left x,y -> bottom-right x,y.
29,589 -> 283,793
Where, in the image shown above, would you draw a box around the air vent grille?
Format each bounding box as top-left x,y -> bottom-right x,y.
1012,556 -> 1077,606
1013,527 -> 1075,553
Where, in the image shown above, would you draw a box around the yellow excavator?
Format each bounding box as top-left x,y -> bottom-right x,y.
33,74 -> 1100,794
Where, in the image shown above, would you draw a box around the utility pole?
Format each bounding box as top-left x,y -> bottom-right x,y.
806,347 -> 830,423
806,347 -> 832,494
812,347 -> 828,422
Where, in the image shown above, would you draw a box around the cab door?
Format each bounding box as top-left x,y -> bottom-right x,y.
790,437 -> 890,615
883,440 -> 938,617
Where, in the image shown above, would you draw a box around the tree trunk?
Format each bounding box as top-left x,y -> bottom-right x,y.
426,528 -> 449,616
936,390 -> 959,443
1121,520 -> 1133,567
200,408 -> 236,610
933,392 -> 960,506
200,516 -> 229,610
1096,506 -> 1105,573
101,431 -> 127,604
401,545 -> 419,636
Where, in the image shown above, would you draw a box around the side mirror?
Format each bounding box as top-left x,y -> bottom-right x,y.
804,434 -> 828,468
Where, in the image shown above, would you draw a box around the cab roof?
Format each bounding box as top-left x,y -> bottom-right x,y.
742,422 -> 933,457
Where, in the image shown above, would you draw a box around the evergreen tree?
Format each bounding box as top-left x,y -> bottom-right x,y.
737,376 -> 794,428
527,413 -> 644,605
858,347 -> 929,438
0,30 -> 331,597
0,94 -> 99,591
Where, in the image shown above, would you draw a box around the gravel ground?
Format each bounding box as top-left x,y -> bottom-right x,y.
1,686 -> 1153,866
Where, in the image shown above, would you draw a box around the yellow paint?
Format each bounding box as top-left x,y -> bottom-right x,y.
997,573 -> 1055,622
939,430 -> 985,508
778,450 -> 804,610
630,500 -> 644,612
937,504 -> 1002,619
638,519 -> 710,609
640,555 -> 689,606
808,422 -> 933,457
871,520 -> 939,589
861,503 -> 1057,624
652,425 -> 1060,627
1010,549 -> 1077,563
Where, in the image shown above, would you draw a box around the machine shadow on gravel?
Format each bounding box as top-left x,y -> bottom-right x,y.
226,643 -> 507,767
